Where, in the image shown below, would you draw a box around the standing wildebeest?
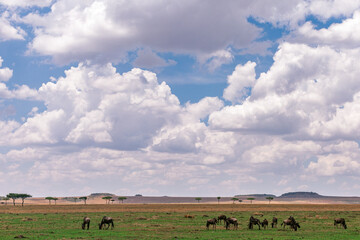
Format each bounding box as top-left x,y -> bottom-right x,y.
225,217 -> 238,230
206,218 -> 218,230
261,219 -> 268,229
218,214 -> 227,225
334,218 -> 347,229
271,217 -> 278,228
82,217 -> 90,230
99,216 -> 114,230
281,216 -> 300,231
248,216 -> 261,230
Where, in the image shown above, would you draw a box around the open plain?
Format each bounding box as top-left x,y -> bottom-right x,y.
1,203 -> 360,239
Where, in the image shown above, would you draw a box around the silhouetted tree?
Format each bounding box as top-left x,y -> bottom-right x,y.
238,199 -> 243,204
217,196 -> 221,204
118,197 -> 127,204
45,197 -> 54,205
79,197 -> 88,205
231,197 -> 239,204
18,194 -> 32,206
102,196 -> 112,204
53,197 -> 58,205
7,193 -> 19,206
266,197 -> 274,204
195,197 -> 202,203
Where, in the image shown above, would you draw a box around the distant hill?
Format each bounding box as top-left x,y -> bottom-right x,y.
235,192 -> 324,199
279,192 -> 323,198
89,193 -> 115,197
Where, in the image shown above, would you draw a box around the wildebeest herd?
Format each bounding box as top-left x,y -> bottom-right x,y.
81,216 -> 114,230
81,214 -> 348,231
204,215 -> 348,231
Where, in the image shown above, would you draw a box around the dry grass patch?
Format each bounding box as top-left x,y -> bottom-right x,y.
2,203 -> 360,215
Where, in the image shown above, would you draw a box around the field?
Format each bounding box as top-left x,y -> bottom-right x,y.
1,204 -> 360,239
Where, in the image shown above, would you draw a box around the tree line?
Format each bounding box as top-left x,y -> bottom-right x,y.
196,196 -> 274,204
0,193 -> 32,206
1,194 -> 276,205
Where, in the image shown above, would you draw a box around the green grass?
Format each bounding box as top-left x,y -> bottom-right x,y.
1,209 -> 360,239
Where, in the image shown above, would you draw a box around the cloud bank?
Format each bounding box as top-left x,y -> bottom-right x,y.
1,0 -> 360,197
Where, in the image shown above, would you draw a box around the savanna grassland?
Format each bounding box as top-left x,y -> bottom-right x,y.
1,204 -> 360,239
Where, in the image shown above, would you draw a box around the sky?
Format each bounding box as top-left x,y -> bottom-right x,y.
1,0 -> 360,198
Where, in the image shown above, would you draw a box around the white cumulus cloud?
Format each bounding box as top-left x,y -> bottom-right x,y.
5,63 -> 182,148
0,11 -> 25,41
210,43 -> 360,139
223,61 -> 256,104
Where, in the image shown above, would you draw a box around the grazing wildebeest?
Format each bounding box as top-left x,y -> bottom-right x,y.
334,218 -> 347,229
218,215 -> 227,225
261,219 -> 268,229
248,216 -> 261,230
271,217 -> 278,228
99,216 -> 114,230
225,217 -> 238,230
281,216 -> 300,231
206,218 -> 218,230
82,217 -> 90,230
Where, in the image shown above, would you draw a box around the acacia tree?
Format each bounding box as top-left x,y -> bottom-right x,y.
79,197 -> 88,205
231,197 -> 239,204
7,193 -> 19,206
247,197 -> 255,204
102,196 -> 112,204
195,197 -> 202,203
238,199 -> 243,204
18,194 -> 32,206
118,197 -> 127,204
53,197 -> 58,205
45,197 -> 54,205
266,197 -> 274,204
217,196 -> 221,204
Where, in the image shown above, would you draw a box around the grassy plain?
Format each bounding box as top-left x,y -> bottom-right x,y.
1,204 -> 360,239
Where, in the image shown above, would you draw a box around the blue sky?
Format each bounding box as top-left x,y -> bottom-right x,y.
1,0 -> 360,197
